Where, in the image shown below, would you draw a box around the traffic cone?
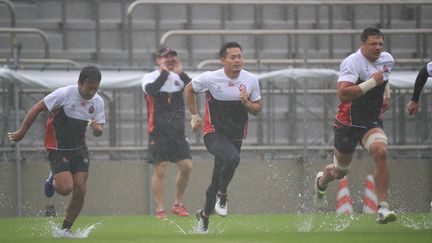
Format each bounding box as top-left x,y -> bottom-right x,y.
335,176 -> 353,215
362,174 -> 378,214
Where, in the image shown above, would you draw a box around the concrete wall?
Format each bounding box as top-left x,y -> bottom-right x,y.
1,151 -> 431,217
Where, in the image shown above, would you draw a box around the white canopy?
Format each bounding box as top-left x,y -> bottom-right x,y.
0,67 -> 431,89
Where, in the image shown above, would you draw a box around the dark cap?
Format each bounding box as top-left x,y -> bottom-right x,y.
157,47 -> 177,57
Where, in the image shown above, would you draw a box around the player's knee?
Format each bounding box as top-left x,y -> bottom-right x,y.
364,133 -> 388,153
55,180 -> 73,195
227,153 -> 240,169
179,160 -> 192,174
333,156 -> 351,178
56,185 -> 73,196
75,184 -> 87,196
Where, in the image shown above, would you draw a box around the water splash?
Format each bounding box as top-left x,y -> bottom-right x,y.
399,214 -> 432,230
162,218 -> 186,235
49,221 -> 101,238
295,214 -> 313,232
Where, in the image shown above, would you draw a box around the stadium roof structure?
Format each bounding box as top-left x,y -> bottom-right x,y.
0,67 -> 430,89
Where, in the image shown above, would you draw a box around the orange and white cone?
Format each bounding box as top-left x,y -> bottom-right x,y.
362,174 -> 378,214
335,176 -> 353,215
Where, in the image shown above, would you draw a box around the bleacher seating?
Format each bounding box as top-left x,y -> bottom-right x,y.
1,0 -> 431,70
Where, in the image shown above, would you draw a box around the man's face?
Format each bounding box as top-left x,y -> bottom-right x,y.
157,53 -> 176,71
221,47 -> 243,74
361,35 -> 384,62
78,79 -> 100,100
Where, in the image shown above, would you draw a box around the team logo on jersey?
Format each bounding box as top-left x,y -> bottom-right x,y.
239,84 -> 246,92
88,105 -> 95,114
228,81 -> 235,87
175,80 -> 180,86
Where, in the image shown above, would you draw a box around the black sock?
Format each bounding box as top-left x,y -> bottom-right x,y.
62,220 -> 73,230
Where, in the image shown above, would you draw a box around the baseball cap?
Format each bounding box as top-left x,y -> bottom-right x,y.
157,47 -> 177,57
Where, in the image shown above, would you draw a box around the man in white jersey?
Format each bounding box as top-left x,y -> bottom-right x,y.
313,28 -> 396,224
8,66 -> 105,236
184,42 -> 262,233
407,61 -> 432,115
142,47 -> 192,219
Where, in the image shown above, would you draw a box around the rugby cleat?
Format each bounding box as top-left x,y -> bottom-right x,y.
172,204 -> 189,217
55,228 -> 73,238
215,193 -> 228,217
376,202 -> 396,224
44,172 -> 55,198
313,171 -> 328,208
156,210 -> 167,220
194,209 -> 209,234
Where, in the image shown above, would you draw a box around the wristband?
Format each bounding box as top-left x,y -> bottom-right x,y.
383,82 -> 390,99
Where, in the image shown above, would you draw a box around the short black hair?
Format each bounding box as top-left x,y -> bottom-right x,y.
219,42 -> 242,58
360,27 -> 384,43
78,66 -> 101,84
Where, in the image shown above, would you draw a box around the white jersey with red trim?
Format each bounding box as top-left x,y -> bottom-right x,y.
191,68 -> 261,140
44,85 -> 105,150
336,49 -> 394,128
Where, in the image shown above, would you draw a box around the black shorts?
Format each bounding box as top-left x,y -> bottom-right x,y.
333,120 -> 383,154
147,134 -> 192,164
47,147 -> 90,174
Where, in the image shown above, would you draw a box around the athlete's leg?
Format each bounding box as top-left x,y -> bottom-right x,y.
53,171 -> 74,196
318,149 -> 353,190
203,157 -> 223,216
174,159 -> 192,205
63,171 -> 88,229
152,162 -> 168,212
362,128 -> 389,203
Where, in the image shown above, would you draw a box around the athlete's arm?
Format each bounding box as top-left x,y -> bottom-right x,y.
144,70 -> 169,96
337,71 -> 384,103
183,82 -> 203,132
88,121 -> 104,137
8,99 -> 48,142
411,64 -> 430,103
407,64 -> 430,115
381,82 -> 391,113
240,90 -> 262,116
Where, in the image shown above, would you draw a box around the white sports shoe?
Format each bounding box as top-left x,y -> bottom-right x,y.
215,194 -> 228,217
376,202 -> 396,224
313,171 -> 328,209
55,228 -> 73,238
194,209 -> 209,234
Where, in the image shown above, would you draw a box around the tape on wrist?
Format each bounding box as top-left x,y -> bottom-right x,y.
358,78 -> 377,94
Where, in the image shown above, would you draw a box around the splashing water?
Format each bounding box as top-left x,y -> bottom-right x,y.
296,213 -> 358,232
49,221 -> 101,238
295,215 -> 313,232
161,218 -> 186,235
399,214 -> 432,230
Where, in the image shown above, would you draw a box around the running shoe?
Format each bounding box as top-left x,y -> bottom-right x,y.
215,193 -> 228,216
376,202 -> 396,224
44,172 -> 55,198
194,209 -> 209,234
156,210 -> 167,220
172,204 -> 189,217
313,171 -> 328,208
